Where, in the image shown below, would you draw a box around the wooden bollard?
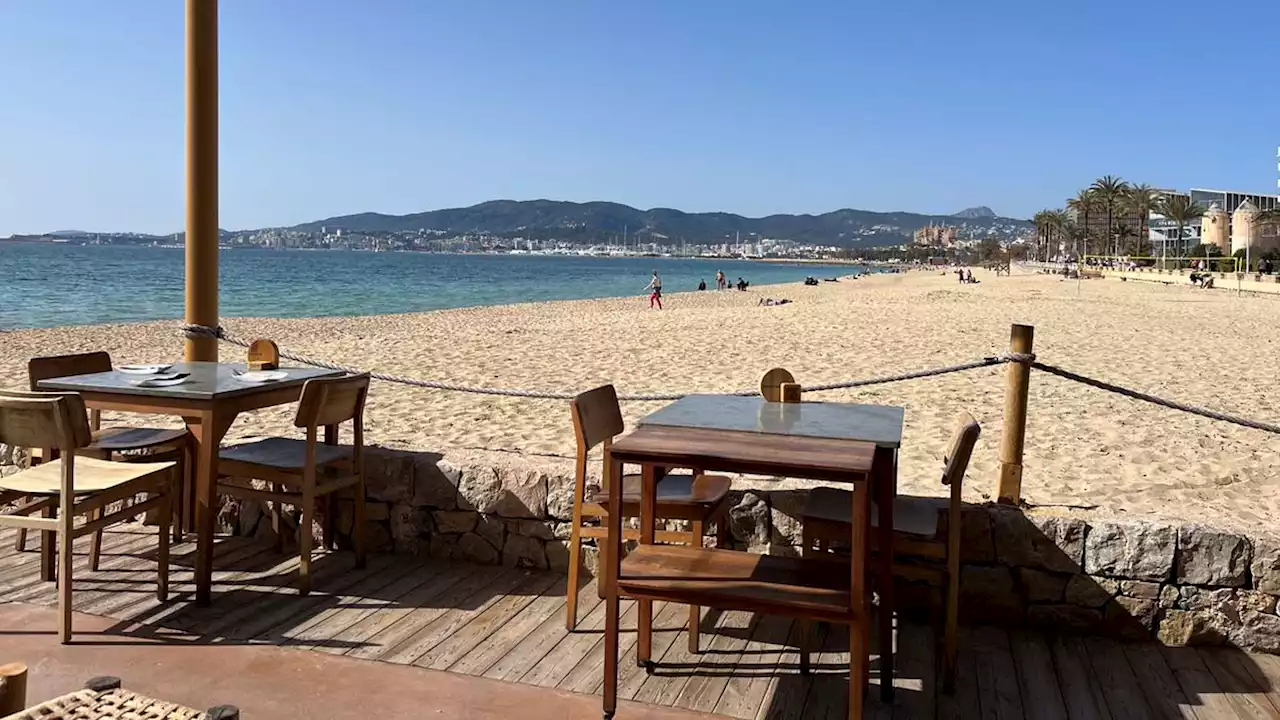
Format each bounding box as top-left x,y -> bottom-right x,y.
997,324 -> 1034,504
0,663 -> 28,716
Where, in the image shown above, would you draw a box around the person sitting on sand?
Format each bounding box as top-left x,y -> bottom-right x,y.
698,278 -> 706,291
716,270 -> 726,290
736,277 -> 749,291
645,270 -> 663,309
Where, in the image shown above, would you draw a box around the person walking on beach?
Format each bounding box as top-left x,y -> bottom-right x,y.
646,270 -> 663,309
716,270 -> 726,290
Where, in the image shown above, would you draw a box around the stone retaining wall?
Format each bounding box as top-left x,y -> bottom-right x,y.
5,442 -> 1280,653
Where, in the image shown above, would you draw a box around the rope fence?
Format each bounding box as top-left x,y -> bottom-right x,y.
182,324 -> 1019,401
180,323 -> 1280,439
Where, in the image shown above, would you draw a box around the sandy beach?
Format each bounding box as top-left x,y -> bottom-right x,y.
3,267 -> 1278,535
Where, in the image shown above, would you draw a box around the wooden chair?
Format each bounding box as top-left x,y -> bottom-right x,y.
567,384 -> 732,652
16,353 -> 189,572
215,373 -> 370,595
798,411 -> 980,691
0,390 -> 175,643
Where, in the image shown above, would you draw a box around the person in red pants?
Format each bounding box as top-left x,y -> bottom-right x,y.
645,270 -> 663,309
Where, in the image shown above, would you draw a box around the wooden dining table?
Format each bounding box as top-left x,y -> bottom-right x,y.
37,361 -> 344,606
600,394 -> 904,720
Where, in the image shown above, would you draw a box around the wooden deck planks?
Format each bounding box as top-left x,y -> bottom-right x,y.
1123,642 -> 1202,720
1163,646 -> 1244,720
12,528 -> 1280,720
1083,636 -> 1157,720
971,625 -> 1025,719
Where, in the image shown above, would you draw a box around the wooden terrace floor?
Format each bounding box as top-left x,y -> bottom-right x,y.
3,526 -> 1280,719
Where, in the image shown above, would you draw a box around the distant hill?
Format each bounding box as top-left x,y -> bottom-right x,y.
291,199 -> 1030,247
952,206 -> 997,219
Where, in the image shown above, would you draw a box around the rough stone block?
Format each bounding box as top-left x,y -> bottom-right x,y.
362,520 -> 392,554
1234,610 -> 1280,653
412,456 -> 461,510
769,490 -> 806,546
1158,609 -> 1230,646
992,508 -> 1085,573
506,518 -> 555,540
960,566 -> 1022,622
365,502 -> 390,522
458,467 -> 502,513
545,473 -> 577,521
1177,525 -> 1249,587
1179,587 -> 1238,612
433,510 -> 478,534
390,503 -> 430,555
454,532 -> 499,565
363,448 -> 416,503
729,492 -> 771,547
1065,574 -> 1118,608
430,532 -> 460,561
1084,520 -> 1176,582
503,534 -> 549,569
494,469 -> 548,519
1119,580 -> 1162,600
475,514 -> 505,550
1239,591 -> 1279,615
546,539 -> 571,573
1107,596 -> 1158,639
1027,604 -> 1104,633
1251,537 -> 1280,595
1159,585 -> 1180,609
1018,567 -> 1069,603
959,506 -> 996,563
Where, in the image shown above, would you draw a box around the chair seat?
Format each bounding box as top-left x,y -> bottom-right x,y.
801,486 -> 942,537
588,472 -> 731,506
0,456 -> 175,496
90,426 -> 188,452
219,437 -> 352,471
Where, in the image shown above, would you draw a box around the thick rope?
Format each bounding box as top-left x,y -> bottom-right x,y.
181,324 -> 1012,401
1030,361 -> 1280,436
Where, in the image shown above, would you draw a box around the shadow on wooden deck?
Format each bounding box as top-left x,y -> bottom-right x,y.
3,526 -> 1279,719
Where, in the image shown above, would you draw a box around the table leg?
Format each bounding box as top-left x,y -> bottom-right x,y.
873,446 -> 896,702
186,409 -> 236,607
602,451 -> 625,720
849,473 -> 869,718
637,464 -> 658,667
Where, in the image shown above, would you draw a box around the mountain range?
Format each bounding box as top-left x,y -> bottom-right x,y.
290,200 -> 1031,247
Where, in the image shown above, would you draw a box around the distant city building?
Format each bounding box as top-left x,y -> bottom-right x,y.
913,223 -> 958,247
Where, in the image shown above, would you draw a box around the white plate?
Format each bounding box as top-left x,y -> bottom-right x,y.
117,364 -> 172,375
130,377 -> 190,388
234,370 -> 288,383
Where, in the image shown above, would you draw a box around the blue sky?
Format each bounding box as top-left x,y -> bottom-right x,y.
1,0 -> 1277,235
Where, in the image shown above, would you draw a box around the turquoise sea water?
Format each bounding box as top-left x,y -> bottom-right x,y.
0,244 -> 863,329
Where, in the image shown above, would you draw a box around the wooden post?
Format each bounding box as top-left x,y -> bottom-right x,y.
184,0 -> 219,362
0,663 -> 28,716
997,324 -> 1034,504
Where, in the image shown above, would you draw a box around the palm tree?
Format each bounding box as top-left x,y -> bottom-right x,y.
1114,224 -> 1137,257
1157,195 -> 1206,268
1090,175 -> 1130,259
1050,210 -> 1071,260
1125,183 -> 1158,258
1067,189 -> 1099,257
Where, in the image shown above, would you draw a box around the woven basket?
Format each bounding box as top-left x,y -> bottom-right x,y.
3,688 -> 209,720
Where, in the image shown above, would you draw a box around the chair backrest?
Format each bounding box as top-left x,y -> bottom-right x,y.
28,352 -> 112,391
941,411 -> 981,489
570,385 -> 624,453
0,390 -> 93,452
294,373 -> 371,429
